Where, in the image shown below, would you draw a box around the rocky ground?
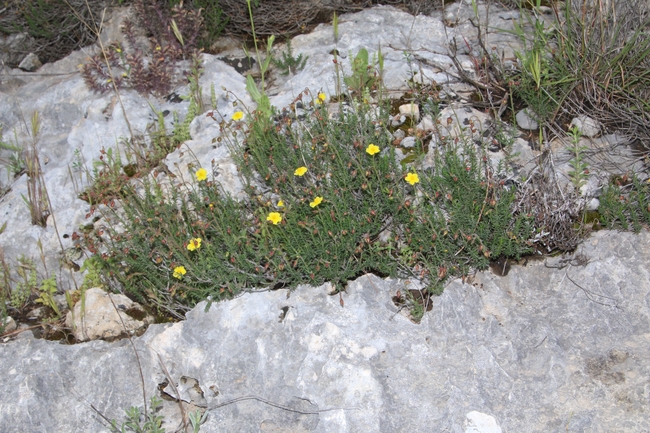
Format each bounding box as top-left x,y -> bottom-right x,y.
0,2 -> 648,432
1,230 -> 649,432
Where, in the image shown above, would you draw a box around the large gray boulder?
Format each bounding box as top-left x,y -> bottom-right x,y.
0,229 -> 648,432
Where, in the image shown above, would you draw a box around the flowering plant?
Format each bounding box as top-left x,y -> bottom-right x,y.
405,172 -> 419,185
187,238 -> 202,251
173,266 -> 186,279
195,168 -> 208,182
366,144 -> 380,155
267,212 -> 282,225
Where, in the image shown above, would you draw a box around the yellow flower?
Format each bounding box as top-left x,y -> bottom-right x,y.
173,266 -> 186,279
405,172 -> 420,185
267,212 -> 282,225
313,92 -> 327,105
277,200 -> 284,208
310,196 -> 323,208
232,111 -> 244,121
366,144 -> 380,155
294,166 -> 308,176
187,237 -> 202,251
196,168 -> 208,182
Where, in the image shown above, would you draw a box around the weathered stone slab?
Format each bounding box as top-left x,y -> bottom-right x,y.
1,229 -> 648,432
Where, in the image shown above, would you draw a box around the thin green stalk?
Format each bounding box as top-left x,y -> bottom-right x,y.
332,12 -> 342,97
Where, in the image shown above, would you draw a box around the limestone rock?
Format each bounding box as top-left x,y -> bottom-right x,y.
398,103 -> 420,121
509,137 -> 537,177
1,230 -> 649,432
400,136 -> 417,148
265,5 -> 456,110
586,197 -> 600,211
515,108 -> 539,130
390,114 -> 407,127
570,115 -> 601,138
436,105 -> 491,140
392,128 -> 406,141
65,288 -> 153,342
1,316 -> 17,334
465,411 -> 502,433
416,114 -> 436,132
17,53 -> 42,72
0,49 -> 252,283
96,7 -> 147,53
0,33 -> 36,67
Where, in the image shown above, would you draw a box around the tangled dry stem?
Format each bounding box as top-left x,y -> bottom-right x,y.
558,0 -> 650,148
217,0 -> 443,37
80,0 -> 204,97
0,0 -> 109,65
516,169 -> 582,253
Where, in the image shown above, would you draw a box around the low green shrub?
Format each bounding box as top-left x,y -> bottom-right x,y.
599,174 -> 650,232
272,39 -> 308,76
110,395 -> 165,433
79,4 -> 540,320
85,91 -> 535,318
109,394 -> 206,433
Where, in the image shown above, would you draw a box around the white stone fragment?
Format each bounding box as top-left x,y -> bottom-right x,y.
570,115 -> 601,138
516,108 -> 539,130
1,316 -> 17,333
399,103 -> 420,122
65,288 -> 153,342
465,411 -> 503,433
18,53 -> 41,72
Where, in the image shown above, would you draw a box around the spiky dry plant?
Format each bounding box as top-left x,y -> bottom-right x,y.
80,0 -> 203,97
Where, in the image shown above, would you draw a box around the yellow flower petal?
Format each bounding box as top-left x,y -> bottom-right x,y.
294,166 -> 308,176
405,172 -> 419,185
310,196 -> 323,208
366,144 -> 380,155
173,265 -> 186,279
187,238 -> 202,251
318,92 -> 326,101
277,200 -> 284,208
232,111 -> 244,121
267,212 -> 282,225
196,168 -> 208,181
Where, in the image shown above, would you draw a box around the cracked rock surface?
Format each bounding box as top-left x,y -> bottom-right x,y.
1,229 -> 649,432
